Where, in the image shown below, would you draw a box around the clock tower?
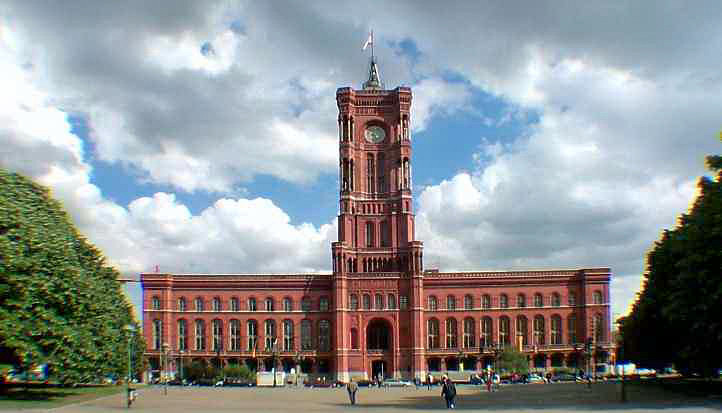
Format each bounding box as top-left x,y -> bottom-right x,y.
332,57 -> 425,381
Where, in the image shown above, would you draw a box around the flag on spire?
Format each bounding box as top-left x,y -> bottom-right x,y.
362,31 -> 373,51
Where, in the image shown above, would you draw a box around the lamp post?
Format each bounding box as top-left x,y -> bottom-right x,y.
272,338 -> 279,388
162,343 -> 170,395
294,350 -> 301,387
123,325 -> 135,408
178,350 -> 184,385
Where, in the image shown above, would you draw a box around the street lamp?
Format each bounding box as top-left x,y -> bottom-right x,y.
178,350 -> 184,385
294,350 -> 302,387
272,338 -> 279,387
162,343 -> 170,395
123,324 -> 135,408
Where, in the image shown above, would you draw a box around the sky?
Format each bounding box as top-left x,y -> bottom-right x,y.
1,1 -> 720,324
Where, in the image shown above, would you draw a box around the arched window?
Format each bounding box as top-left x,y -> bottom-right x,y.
517,294 -> 526,308
177,297 -> 186,311
212,319 -> 223,351
349,294 -> 358,310
265,298 -> 274,311
375,294 -> 384,310
464,295 -> 473,310
387,294 -> 396,310
567,315 -> 577,344
365,221 -> 374,247
427,319 -> 440,349
195,319 -> 205,351
499,294 -> 508,309
318,320 -> 331,352
177,319 -> 187,350
593,291 -> 603,305
350,328 -> 359,349
301,297 -> 311,312
283,297 -> 292,312
248,297 -> 257,311
319,297 -> 329,312
301,320 -> 313,350
247,320 -> 257,351
481,317 -> 493,347
152,319 -> 162,350
568,292 -> 576,306
230,297 -> 239,311
212,297 -> 221,312
551,293 -> 560,307
362,294 -> 371,310
551,315 -> 562,345
264,320 -> 276,350
499,316 -> 510,346
534,293 -> 543,307
195,297 -> 203,311
463,318 -> 475,348
283,320 -> 294,351
428,296 -> 438,311
533,315 -> 545,345
446,318 -> 458,348
594,313 -> 605,342
516,316 -> 528,347
447,295 -> 456,310
229,319 -> 241,351
152,296 -> 160,310
482,295 -> 491,310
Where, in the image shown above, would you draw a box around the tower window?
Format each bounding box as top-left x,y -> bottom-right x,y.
365,222 -> 375,248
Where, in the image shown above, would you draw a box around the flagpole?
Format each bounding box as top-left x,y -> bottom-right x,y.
371,30 -> 374,61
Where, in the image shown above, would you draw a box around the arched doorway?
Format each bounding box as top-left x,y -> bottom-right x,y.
372,360 -> 388,380
367,319 -> 392,350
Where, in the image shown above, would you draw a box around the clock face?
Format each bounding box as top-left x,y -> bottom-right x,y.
364,125 -> 386,144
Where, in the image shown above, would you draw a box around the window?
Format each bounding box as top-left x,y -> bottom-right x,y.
464,295 -> 473,310
152,296 -> 160,310
481,317 -> 492,347
349,294 -> 358,310
517,294 -> 526,308
463,318 -> 475,348
428,296 -> 438,311
387,294 -> 396,310
195,319 -> 205,351
399,296 -> 408,310
212,297 -> 221,312
551,293 -> 560,307
375,294 -> 384,310
264,320 -> 276,350
593,291 -> 603,305
265,298 -> 274,312
447,296 -> 456,310
177,297 -> 186,311
427,319 -> 440,349
365,222 -> 374,248
195,297 -> 203,311
248,297 -> 257,311
301,320 -> 313,350
568,292 -> 576,307
499,316 -> 510,346
363,294 -> 371,310
533,315 -> 545,345
534,293 -> 543,307
177,319 -> 187,350
230,297 -> 239,311
283,320 -> 294,351
551,315 -> 562,345
567,315 -> 577,344
319,297 -> 329,312
230,320 -> 241,351
446,318 -> 458,348
499,294 -> 508,309
301,297 -> 311,312
366,153 -> 375,193
594,313 -> 604,342
152,319 -> 162,350
378,153 -> 385,193
516,316 -> 528,347
318,320 -> 330,352
482,295 -> 491,310
350,328 -> 359,349
212,319 -> 223,351
247,320 -> 257,351
283,297 -> 292,312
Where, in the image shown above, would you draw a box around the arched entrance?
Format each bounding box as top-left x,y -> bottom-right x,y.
372,360 -> 388,380
367,319 -> 392,350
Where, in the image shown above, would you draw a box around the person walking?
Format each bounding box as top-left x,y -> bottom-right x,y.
346,380 -> 358,405
441,375 -> 457,409
427,373 -> 433,390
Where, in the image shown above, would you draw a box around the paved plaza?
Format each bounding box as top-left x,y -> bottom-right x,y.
6,381 -> 714,413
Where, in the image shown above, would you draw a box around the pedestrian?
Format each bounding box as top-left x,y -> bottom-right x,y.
346,380 -> 358,405
440,375 -> 457,409
493,372 -> 500,391
486,371 -> 492,392
427,373 -> 433,390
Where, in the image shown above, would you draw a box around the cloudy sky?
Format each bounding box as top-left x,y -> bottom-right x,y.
1,1 -> 720,322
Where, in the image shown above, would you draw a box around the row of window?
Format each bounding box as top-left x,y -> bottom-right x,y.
427,291 -> 604,311
151,296 -> 330,312
348,293 -> 408,310
425,314 -> 605,350
152,319 -> 332,353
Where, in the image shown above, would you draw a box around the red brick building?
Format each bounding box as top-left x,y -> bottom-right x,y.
142,59 -> 612,382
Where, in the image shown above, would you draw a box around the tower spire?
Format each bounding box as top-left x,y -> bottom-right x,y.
362,30 -> 382,90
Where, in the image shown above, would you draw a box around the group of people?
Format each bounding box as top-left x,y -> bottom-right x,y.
345,374 -> 462,409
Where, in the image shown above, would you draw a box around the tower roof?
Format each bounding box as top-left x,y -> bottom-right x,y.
363,58 -> 383,90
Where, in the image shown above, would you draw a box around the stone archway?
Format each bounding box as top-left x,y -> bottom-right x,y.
366,318 -> 392,350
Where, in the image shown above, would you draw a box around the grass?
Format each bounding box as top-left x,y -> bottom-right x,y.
0,383 -> 131,410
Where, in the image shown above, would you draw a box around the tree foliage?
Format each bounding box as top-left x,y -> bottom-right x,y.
0,170 -> 145,384
497,349 -> 529,374
619,154 -> 722,376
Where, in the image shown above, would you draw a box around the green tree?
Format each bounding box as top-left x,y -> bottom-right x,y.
620,152 -> 722,376
497,349 -> 529,374
0,170 -> 145,384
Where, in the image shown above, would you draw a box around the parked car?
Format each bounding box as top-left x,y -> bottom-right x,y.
551,373 -> 577,382
526,374 -> 545,384
383,379 -> 413,388
355,379 -> 372,387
